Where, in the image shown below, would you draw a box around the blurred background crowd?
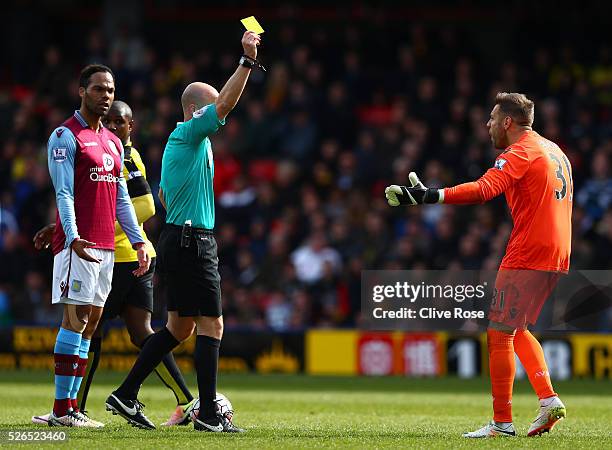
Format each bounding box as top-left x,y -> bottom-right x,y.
1,2 -> 611,330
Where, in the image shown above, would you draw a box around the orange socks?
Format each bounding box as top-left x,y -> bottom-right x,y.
487,329 -> 516,423
487,328 -> 557,423
514,329 -> 556,399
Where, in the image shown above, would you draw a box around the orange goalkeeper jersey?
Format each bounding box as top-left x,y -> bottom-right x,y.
444,130 -> 573,272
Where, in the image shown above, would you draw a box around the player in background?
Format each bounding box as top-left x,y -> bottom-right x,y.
46,65 -> 150,427
32,101 -> 196,427
385,93 -> 572,438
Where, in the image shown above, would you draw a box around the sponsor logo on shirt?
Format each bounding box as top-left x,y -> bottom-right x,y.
90,165 -> 121,183
102,153 -> 115,172
53,147 -> 67,163
108,140 -> 120,156
494,158 -> 508,170
84,142 -> 98,147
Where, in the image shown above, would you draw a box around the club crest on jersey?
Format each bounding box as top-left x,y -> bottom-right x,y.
71,280 -> 82,292
53,147 -> 67,163
102,153 -> 115,172
107,140 -> 120,156
494,158 -> 508,170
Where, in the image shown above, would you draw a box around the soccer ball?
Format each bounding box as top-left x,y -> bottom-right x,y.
190,392 -> 234,422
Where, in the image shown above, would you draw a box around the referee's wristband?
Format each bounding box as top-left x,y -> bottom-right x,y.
239,55 -> 266,72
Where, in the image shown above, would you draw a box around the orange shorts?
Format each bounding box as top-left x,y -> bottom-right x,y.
488,269 -> 561,329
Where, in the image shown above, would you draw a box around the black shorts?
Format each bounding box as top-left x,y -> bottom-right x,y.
102,258 -> 156,321
157,224 -> 222,317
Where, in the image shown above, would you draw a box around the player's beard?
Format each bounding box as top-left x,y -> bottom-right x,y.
84,94 -> 109,118
492,128 -> 508,150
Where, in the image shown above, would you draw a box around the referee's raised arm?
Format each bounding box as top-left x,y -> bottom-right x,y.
214,31 -> 261,120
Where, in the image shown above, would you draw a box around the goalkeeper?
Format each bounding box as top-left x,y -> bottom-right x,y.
386,93 -> 572,438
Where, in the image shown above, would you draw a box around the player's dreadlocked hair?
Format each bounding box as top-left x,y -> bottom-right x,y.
79,64 -> 115,88
495,92 -> 535,127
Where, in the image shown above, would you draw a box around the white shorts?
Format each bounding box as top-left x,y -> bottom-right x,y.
52,247 -> 114,308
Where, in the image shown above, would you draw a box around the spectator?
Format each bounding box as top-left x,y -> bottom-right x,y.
577,150 -> 612,229
291,233 -> 342,285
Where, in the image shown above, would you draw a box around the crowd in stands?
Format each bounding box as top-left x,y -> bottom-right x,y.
1,16 -> 611,331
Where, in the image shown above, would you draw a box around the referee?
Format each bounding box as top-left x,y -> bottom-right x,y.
106,30 -> 262,432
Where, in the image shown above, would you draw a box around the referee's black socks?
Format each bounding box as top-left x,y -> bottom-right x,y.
115,327 -> 180,399
195,335 -> 221,419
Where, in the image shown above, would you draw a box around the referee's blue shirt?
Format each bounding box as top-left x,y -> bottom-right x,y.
160,104 -> 225,229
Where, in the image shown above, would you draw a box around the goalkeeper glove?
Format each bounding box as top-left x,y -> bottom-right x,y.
385,172 -> 444,206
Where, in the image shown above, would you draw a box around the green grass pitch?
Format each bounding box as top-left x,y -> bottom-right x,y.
0,371 -> 610,449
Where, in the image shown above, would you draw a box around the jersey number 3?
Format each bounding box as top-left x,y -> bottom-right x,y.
549,153 -> 573,202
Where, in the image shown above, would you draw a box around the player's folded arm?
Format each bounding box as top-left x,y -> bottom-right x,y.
131,194 -> 156,224
120,149 -> 155,224
115,148 -> 145,248
114,193 -> 154,236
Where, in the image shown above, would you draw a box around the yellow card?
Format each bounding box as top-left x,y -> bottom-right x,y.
241,16 -> 264,34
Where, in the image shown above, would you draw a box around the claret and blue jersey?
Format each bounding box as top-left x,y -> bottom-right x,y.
47,110 -> 144,254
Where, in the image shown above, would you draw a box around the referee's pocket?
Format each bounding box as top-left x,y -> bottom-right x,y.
158,229 -> 180,272
194,235 -> 213,259
205,235 -> 218,259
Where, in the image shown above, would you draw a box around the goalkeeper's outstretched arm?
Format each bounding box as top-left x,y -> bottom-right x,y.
386,147 -> 529,207
386,166 -> 517,207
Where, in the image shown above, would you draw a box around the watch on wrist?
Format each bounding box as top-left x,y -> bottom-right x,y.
239,55 -> 256,69
239,55 -> 266,72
